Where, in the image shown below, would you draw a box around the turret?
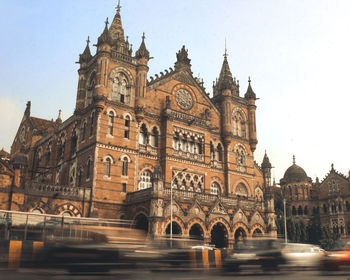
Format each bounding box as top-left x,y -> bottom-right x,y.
244,77 -> 257,152
261,151 -> 272,187
135,33 -> 150,121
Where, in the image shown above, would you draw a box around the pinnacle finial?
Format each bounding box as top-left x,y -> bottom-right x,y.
224,38 -> 228,58
116,0 -> 121,14
86,36 -> 90,46
142,32 -> 145,41
105,17 -> 109,27
293,155 -> 296,164
248,76 -> 251,84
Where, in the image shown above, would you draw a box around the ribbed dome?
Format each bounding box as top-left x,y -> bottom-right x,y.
282,164 -> 308,183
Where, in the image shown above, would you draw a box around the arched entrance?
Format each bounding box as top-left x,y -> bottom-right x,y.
134,213 -> 148,232
165,221 -> 182,235
210,222 -> 228,248
252,228 -> 262,237
234,227 -> 247,242
189,223 -> 204,240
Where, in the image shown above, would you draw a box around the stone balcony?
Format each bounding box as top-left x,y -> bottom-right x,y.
173,150 -> 204,162
24,182 -> 91,200
126,186 -> 263,211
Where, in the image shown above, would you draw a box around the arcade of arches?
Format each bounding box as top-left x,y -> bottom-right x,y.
133,214 -> 265,248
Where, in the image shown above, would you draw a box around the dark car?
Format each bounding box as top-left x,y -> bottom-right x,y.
223,238 -> 286,272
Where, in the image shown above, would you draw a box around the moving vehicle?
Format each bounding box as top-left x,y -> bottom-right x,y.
223,238 -> 286,272
282,243 -> 325,267
321,240 -> 350,271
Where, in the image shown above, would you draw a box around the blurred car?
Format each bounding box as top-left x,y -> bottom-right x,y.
223,238 -> 286,272
321,240 -> 350,271
282,243 -> 325,267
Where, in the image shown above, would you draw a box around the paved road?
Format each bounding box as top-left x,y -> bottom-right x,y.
2,268 -> 350,280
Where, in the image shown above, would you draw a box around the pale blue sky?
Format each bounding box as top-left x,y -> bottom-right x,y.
0,0 -> 349,182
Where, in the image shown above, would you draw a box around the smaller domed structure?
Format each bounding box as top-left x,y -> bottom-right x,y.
280,155 -> 311,185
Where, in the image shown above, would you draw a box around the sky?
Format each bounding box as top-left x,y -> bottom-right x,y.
0,0 -> 349,183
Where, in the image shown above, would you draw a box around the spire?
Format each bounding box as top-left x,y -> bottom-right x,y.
174,45 -> 192,71
135,32 -> 150,59
79,36 -> 92,63
293,155 -> 296,165
97,17 -> 112,46
262,151 -> 272,169
216,48 -> 235,92
244,76 -> 256,100
109,0 -> 125,40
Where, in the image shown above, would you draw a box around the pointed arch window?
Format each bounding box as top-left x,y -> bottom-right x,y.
124,115 -> 130,139
139,124 -> 148,145
122,157 -> 128,176
105,158 -> 111,177
210,142 -> 214,161
150,127 -> 159,147
138,170 -> 152,190
77,168 -> 83,187
86,159 -> 91,180
71,131 -> 77,156
111,73 -> 130,104
90,112 -> 95,136
86,74 -> 95,107
108,112 -> 114,135
210,182 -> 220,195
236,183 -> 248,198
215,143 -> 223,162
81,122 -> 86,141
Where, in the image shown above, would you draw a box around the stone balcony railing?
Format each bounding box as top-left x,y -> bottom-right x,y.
173,150 -> 204,162
139,144 -> 159,156
126,187 -> 263,211
24,182 -> 91,200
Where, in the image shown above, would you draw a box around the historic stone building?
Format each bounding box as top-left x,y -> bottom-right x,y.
280,157 -> 350,237
1,3 -> 278,247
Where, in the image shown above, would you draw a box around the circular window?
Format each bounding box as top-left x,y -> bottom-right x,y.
175,88 -> 194,110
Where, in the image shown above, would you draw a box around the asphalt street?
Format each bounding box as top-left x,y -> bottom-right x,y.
1,268 -> 350,280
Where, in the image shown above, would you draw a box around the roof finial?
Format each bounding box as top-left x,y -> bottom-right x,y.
142,32 -> 145,41
86,36 -> 90,46
116,0 -> 121,14
224,38 -> 228,58
248,76 -> 251,84
105,17 -> 109,27
293,155 -> 296,164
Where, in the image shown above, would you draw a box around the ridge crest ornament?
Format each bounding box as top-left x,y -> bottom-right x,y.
175,88 -> 193,110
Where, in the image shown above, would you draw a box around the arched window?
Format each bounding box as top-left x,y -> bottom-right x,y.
122,157 -> 128,176
304,206 -> 308,215
105,158 -> 111,177
86,73 -> 95,107
110,73 -> 130,104
86,159 -> 91,179
124,115 -> 130,139
298,205 -> 303,215
339,202 -> 343,212
139,124 -> 147,145
108,112 -> 114,135
173,133 -> 180,150
150,127 -> 159,147
210,142 -> 214,160
138,170 -> 152,190
232,111 -> 246,138
215,144 -> 223,162
323,204 -> 328,214
77,168 -> 83,186
81,122 -> 86,141
71,131 -> 77,156
235,146 -> 246,166
292,206 -> 296,215
346,201 -> 350,212
211,182 -> 220,195
236,183 -> 248,198
57,136 -> 65,162
46,142 -> 52,164
90,113 -> 95,136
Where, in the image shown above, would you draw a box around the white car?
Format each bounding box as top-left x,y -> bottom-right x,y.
282,243 -> 325,267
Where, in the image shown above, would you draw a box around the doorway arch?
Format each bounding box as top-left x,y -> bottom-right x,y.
210,222 -> 228,248
165,221 -> 182,235
134,213 -> 148,232
189,223 -> 204,240
234,226 -> 247,242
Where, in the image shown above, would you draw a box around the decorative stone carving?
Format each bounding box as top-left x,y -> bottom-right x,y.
175,88 -> 194,110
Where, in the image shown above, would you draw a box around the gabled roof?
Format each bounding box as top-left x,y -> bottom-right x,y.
0,148 -> 10,160
29,116 -> 57,132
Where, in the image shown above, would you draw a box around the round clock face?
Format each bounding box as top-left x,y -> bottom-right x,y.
175,88 -> 194,110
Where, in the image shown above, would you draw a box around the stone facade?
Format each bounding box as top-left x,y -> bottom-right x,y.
280,157 -> 350,237
0,3 -> 278,247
